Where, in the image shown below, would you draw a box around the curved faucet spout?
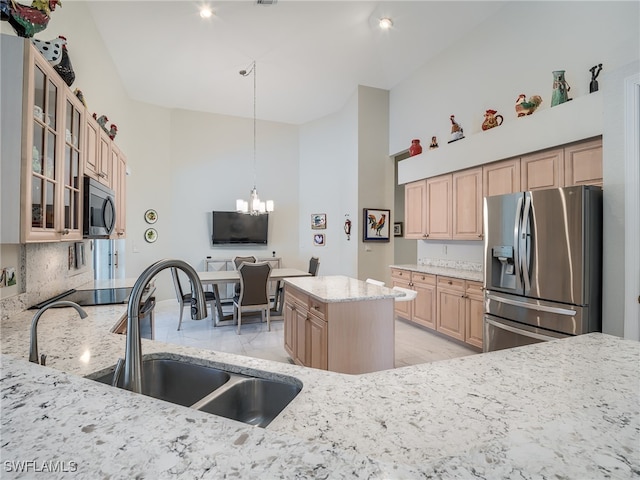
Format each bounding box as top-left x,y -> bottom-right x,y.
122,259 -> 207,393
30,301 -> 88,365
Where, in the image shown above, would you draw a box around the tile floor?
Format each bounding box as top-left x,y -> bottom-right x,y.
152,299 -> 478,367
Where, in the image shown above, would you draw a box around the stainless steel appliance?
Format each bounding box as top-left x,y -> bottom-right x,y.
83,176 -> 116,238
483,185 -> 603,352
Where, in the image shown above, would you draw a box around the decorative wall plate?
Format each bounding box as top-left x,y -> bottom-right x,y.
144,228 -> 158,243
144,209 -> 158,224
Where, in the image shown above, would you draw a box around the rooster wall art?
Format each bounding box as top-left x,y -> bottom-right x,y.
1,0 -> 60,38
364,210 -> 390,241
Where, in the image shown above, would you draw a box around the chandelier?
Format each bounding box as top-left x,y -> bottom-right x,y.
236,61 -> 274,215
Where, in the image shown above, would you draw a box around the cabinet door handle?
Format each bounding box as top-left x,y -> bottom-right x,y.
60,229 -> 69,235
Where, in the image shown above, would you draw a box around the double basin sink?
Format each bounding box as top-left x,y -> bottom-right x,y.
90,356 -> 302,428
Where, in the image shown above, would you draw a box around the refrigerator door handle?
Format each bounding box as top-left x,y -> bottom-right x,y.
513,195 -> 524,287
520,193 -> 532,291
486,293 -> 577,316
485,317 -> 566,342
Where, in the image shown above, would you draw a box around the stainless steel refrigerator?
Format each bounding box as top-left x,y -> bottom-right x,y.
483,185 -> 603,352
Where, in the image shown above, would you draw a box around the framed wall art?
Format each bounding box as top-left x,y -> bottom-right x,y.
311,213 -> 326,229
363,208 -> 390,242
394,222 -> 403,237
313,233 -> 325,246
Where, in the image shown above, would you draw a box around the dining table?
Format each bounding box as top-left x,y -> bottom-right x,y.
197,268 -> 311,325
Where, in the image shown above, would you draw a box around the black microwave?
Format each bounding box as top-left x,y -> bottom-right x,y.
83,176 -> 116,238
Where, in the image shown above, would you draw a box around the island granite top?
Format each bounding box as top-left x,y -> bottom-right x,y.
1,303 -> 638,479
283,275 -> 404,303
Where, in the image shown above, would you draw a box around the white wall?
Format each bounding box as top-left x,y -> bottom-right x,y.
167,109 -> 300,269
389,1 -> 639,154
298,91 -> 359,277
357,86 -> 393,284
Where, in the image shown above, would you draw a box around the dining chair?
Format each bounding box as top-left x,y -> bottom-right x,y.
233,261 -> 272,335
171,267 -> 218,331
232,255 -> 257,296
308,256 -> 320,276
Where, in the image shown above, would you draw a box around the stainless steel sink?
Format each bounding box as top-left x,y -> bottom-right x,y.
195,377 -> 302,428
92,358 -> 231,407
89,356 -> 302,427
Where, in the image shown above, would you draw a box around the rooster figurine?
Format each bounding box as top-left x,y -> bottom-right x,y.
448,115 -> 464,143
1,0 -> 60,38
108,124 -> 118,140
367,213 -> 387,237
32,35 -> 75,86
515,94 -> 543,117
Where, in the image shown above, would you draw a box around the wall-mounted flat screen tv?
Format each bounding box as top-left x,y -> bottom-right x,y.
211,211 -> 269,245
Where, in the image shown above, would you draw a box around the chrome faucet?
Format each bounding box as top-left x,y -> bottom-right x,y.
30,301 -> 88,366
120,259 -> 207,394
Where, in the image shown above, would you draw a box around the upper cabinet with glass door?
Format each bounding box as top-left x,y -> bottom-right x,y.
22,40 -> 84,242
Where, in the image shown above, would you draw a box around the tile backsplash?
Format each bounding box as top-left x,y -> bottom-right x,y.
0,241 -> 93,319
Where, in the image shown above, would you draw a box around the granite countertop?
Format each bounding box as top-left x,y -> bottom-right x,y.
1,304 -> 639,478
391,263 -> 484,282
284,275 -> 404,303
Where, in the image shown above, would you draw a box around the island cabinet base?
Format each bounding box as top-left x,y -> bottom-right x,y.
283,284 -> 395,374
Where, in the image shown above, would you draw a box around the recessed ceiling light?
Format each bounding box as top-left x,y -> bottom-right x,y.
200,6 -> 213,19
379,17 -> 393,30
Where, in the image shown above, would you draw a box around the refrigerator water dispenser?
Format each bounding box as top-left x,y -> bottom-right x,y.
491,245 -> 516,289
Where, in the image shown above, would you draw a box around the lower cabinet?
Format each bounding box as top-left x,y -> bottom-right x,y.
284,286 -> 327,370
392,268 -> 484,349
392,269 -> 436,330
436,277 -> 466,341
283,284 -> 394,374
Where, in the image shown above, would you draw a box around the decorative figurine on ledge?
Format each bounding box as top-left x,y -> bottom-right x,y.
589,64 -> 603,93
482,109 -> 503,131
108,124 -> 118,140
1,0 -> 60,38
74,89 -> 87,107
447,115 -> 464,143
93,113 -> 110,134
429,136 -> 439,150
409,139 -> 422,157
551,70 -> 572,107
515,94 -> 543,117
32,36 -> 75,86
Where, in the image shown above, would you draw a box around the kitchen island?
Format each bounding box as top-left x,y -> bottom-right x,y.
1,303 -> 638,479
283,275 -> 403,374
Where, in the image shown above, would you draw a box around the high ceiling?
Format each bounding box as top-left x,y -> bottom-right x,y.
87,1 -> 506,125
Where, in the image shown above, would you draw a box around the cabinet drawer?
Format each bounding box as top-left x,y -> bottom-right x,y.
391,268 -> 410,281
308,298 -> 326,320
465,281 -> 484,297
285,286 -> 309,307
437,276 -> 465,291
411,272 -> 436,285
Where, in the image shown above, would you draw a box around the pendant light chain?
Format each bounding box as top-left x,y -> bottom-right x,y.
236,60 -> 273,214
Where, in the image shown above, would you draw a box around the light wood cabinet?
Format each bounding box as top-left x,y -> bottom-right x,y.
464,281 -> 484,349
404,179 -> 428,239
426,174 -> 452,239
283,283 -> 393,374
411,273 -> 437,330
85,115 -> 112,188
521,147 -> 565,191
391,268 -> 483,349
308,312 -> 328,371
111,144 -> 127,238
436,276 -> 466,341
564,138 -> 603,187
20,41 -> 84,242
452,167 -> 483,240
483,157 -> 521,197
391,268 -> 413,323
